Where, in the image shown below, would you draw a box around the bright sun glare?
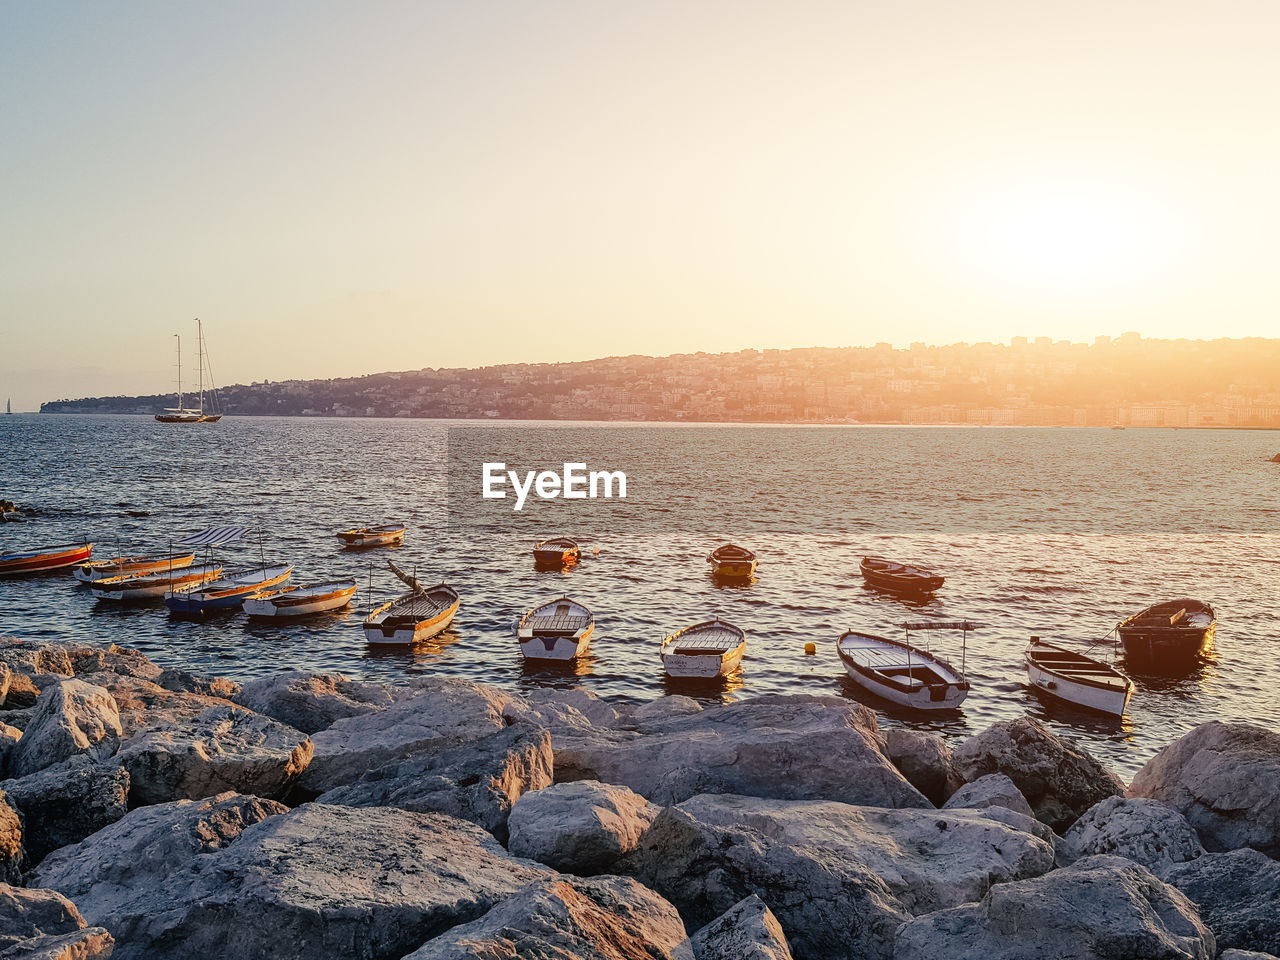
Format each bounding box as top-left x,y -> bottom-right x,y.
944,177 -> 1181,297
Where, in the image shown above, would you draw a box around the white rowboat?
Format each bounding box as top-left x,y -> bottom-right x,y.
517,596 -> 594,661
661,619 -> 746,678
363,582 -> 460,645
74,552 -> 196,583
244,579 -> 359,618
89,562 -> 223,601
1025,637 -> 1134,717
837,622 -> 975,710
338,524 -> 405,548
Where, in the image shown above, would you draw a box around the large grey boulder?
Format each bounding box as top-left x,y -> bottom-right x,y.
401,875 -> 688,960
9,682 -> 121,779
515,688 -> 621,730
1129,721 -> 1280,857
234,672 -> 395,734
507,780 -> 660,873
300,678 -> 517,793
895,855 -> 1215,960
885,729 -> 963,806
32,792 -> 287,919
941,773 -> 1034,819
36,802 -> 548,960
1160,849 -> 1280,956
0,798 -> 19,884
687,895 -> 793,960
555,695 -> 930,809
0,759 -> 130,865
70,675 -> 232,739
0,926 -> 115,959
623,793 -> 1054,960
952,717 -> 1125,832
116,704 -> 312,804
67,646 -> 162,684
1058,796 -> 1205,870
155,669 -> 241,700
318,724 -> 552,842
0,725 -> 19,777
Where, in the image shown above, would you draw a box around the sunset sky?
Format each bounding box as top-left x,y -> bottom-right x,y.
3,1 -> 1279,410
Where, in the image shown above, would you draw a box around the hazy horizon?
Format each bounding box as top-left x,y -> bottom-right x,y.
5,1 -> 1280,411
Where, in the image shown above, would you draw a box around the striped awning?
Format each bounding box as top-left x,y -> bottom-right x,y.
901,620 -> 983,631
177,526 -> 250,547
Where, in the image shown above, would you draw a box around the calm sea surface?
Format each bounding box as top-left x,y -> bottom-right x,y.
2,415 -> 1278,778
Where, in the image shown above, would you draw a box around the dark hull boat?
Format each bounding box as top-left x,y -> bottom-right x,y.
533,537 -> 581,567
860,556 -> 944,595
708,544 -> 756,578
1117,599 -> 1217,668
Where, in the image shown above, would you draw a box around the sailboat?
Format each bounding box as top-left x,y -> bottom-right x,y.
5,399 -> 10,415
156,319 -> 222,423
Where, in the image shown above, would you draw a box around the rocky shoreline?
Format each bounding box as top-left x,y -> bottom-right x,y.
0,636 -> 1276,960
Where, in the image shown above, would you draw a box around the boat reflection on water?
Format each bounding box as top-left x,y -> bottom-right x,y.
361,627 -> 462,665
517,652 -> 598,689
1025,692 -> 1136,739
834,673 -> 969,721
709,571 -> 757,589
242,607 -> 357,642
859,581 -> 941,609
661,671 -> 745,702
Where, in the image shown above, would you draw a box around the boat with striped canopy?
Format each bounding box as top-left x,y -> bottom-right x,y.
517,595 -> 595,660
165,563 -> 294,616
74,552 -> 195,583
1025,637 -> 1134,717
89,562 -> 223,601
661,618 -> 746,678
244,579 -> 359,619
362,560 -> 460,644
0,541 -> 93,577
837,619 -> 977,710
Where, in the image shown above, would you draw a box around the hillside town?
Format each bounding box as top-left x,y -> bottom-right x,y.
39,334 -> 1280,428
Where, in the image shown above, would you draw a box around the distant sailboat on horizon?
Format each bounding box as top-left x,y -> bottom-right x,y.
156,319 -> 222,424
5,398 -> 10,415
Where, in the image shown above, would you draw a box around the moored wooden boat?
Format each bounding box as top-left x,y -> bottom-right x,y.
837,620 -> 977,710
517,596 -> 595,660
708,544 -> 756,578
661,618 -> 746,679
74,552 -> 195,583
165,563 -> 294,615
337,524 -> 405,548
1025,637 -> 1134,717
363,582 -> 460,644
860,556 -> 944,595
0,542 -> 93,576
89,562 -> 223,601
1117,599 -> 1217,667
244,579 -> 359,619
533,537 -> 581,566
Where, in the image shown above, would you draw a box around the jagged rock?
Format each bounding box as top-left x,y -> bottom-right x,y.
38,803 -> 548,960
885,729 -> 964,806
401,875 -> 688,960
0,726 -> 20,777
630,697 -> 703,726
0,642 -> 82,682
942,773 -> 1034,818
155,669 -> 241,700
508,780 -> 659,873
0,927 -> 114,959
1221,952 -> 1280,960
0,759 -> 129,865
1129,721 -> 1280,857
1,679 -> 39,712
895,855 -> 1215,960
952,717 -> 1125,831
32,793 -> 287,919
520,688 -> 621,729
299,678 -> 517,793
76,675 -> 233,739
235,672 -> 395,734
317,724 -> 552,842
0,669 -> 10,710
0,796 -> 19,884
9,682 -> 121,779
623,793 -> 1053,960
687,895 -> 793,960
555,695 -> 930,808
67,647 -> 161,683
967,803 -> 1056,845
0,883 -> 89,948
1160,849 -> 1280,956
1058,796 -> 1204,870
116,705 -> 312,804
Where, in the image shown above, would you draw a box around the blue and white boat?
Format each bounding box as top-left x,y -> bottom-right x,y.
165,563 -> 293,616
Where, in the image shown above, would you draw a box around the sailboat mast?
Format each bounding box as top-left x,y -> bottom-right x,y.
196,318 -> 204,415
175,334 -> 183,410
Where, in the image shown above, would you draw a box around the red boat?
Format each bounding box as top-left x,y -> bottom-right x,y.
0,542 -> 94,576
